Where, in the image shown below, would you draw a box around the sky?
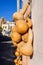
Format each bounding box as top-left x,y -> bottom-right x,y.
0,0 -> 22,21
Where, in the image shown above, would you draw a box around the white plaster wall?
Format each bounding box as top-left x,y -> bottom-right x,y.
30,0 -> 43,65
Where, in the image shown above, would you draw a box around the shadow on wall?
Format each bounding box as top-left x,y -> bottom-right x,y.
30,27 -> 34,59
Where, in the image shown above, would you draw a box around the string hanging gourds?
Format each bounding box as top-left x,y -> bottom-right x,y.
11,3 -> 33,65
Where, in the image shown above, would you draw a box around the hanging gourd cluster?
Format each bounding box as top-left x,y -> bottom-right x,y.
11,3 -> 33,65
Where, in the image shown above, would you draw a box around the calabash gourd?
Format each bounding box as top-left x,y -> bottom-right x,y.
14,58 -> 22,65
12,42 -> 17,47
13,12 -> 24,22
11,32 -> 21,43
16,20 -> 28,34
22,33 -> 28,42
18,29 -> 33,56
19,43 -> 33,56
17,59 -> 22,65
26,17 -> 32,28
15,64 -> 19,65
11,25 -> 17,32
16,48 -> 20,53
17,41 -> 25,48
15,51 -> 20,56
14,59 -> 17,63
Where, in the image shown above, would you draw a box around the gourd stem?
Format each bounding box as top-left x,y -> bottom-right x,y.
20,4 -> 29,15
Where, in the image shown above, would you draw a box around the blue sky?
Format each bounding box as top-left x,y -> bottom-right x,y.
0,0 -> 22,21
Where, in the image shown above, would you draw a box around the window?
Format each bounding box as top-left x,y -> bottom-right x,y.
5,26 -> 7,29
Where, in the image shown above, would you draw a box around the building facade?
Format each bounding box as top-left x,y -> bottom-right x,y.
2,21 -> 15,36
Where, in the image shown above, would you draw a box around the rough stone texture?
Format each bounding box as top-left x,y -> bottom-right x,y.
30,0 -> 43,65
